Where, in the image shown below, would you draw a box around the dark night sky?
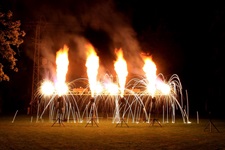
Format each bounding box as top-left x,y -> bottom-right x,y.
1,0 -> 225,117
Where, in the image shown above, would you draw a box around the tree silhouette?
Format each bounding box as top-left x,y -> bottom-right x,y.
0,10 -> 25,81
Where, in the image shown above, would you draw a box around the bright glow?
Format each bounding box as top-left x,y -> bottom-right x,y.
95,82 -> 104,95
85,43 -> 99,97
142,55 -> 157,96
55,45 -> 69,96
40,80 -> 55,96
114,48 -> 128,97
55,82 -> 68,96
105,82 -> 119,95
156,80 -> 171,95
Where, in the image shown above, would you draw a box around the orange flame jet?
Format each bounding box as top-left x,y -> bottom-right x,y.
85,43 -> 99,97
55,45 -> 69,96
142,55 -> 157,96
114,48 -> 128,97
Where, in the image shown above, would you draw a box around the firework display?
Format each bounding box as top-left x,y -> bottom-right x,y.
32,43 -> 190,125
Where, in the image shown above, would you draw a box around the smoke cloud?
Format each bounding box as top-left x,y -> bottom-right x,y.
80,0 -> 144,75
18,0 -> 146,81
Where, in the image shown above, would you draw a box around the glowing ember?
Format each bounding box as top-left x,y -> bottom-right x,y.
142,55 -> 157,96
85,43 -> 99,97
40,80 -> 55,96
55,45 -> 69,96
114,48 -> 128,97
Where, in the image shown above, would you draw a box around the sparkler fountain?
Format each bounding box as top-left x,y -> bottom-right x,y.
85,97 -> 99,127
37,45 -> 81,124
115,97 -> 129,127
113,49 -> 129,127
51,95 -> 65,127
33,43 -> 191,126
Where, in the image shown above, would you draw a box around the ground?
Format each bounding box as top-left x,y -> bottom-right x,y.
0,115 -> 225,150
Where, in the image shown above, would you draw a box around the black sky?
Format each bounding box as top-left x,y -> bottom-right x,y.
1,0 -> 225,117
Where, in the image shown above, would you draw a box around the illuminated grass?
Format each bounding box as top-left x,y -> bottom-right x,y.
0,115 -> 225,149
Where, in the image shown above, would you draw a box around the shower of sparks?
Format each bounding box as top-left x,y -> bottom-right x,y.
55,45 -> 69,96
114,48 -> 128,97
85,43 -> 99,97
36,43 -> 190,124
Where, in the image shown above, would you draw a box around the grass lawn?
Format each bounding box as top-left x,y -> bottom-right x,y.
0,114 -> 225,150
